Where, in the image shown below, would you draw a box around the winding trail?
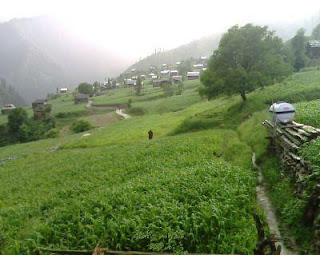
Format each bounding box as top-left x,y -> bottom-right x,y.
86,100 -> 131,119
253,153 -> 298,255
116,109 -> 131,119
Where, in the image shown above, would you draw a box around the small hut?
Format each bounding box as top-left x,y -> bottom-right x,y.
74,93 -> 89,104
32,99 -> 52,119
172,76 -> 183,84
1,104 -> 16,115
170,70 -> 179,76
60,88 -> 68,93
187,72 -> 200,80
125,79 -> 136,87
153,78 -> 171,87
307,40 -> 320,58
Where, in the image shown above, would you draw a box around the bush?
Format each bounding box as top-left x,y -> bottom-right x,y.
55,111 -> 85,118
126,107 -> 145,116
71,120 -> 92,133
43,129 -> 59,139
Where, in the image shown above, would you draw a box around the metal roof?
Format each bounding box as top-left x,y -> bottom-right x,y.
187,72 -> 200,76
309,40 -> 320,47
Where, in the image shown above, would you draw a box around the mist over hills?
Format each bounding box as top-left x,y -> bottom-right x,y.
126,34 -> 221,72
127,12 -> 320,72
0,17 -> 129,104
0,78 -> 26,106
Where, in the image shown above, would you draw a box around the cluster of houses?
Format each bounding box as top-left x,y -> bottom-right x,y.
124,56 -> 208,88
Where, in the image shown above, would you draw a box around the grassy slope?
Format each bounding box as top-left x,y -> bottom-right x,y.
1,69 -> 320,254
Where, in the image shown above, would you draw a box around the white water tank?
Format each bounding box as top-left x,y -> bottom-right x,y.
269,102 -> 295,124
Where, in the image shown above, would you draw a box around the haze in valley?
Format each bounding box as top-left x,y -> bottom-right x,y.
0,0 -> 319,103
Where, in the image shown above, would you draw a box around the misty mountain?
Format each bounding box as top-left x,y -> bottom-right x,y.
0,17 -> 129,103
0,78 -> 26,106
127,34 -> 221,71
127,12 -> 320,73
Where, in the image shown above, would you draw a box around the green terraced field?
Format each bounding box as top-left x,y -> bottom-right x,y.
2,69 -> 320,254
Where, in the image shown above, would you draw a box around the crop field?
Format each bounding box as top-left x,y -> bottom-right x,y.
92,80 -> 200,107
294,99 -> 320,127
2,69 -> 320,254
0,129 -> 257,254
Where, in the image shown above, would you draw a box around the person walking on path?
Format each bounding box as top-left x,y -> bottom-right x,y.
148,130 -> 153,140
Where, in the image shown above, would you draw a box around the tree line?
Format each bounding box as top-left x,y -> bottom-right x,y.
200,23 -> 320,101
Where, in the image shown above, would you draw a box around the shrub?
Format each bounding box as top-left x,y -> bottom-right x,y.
43,129 -> 59,138
126,107 -> 145,116
71,120 -> 92,133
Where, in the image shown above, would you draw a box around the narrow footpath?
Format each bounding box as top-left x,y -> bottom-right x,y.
116,109 -> 131,119
86,100 -> 131,119
253,153 -> 298,255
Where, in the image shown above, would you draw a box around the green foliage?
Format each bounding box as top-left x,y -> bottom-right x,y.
176,83 -> 184,95
128,98 -> 132,108
135,77 -> 142,96
261,156 -> 316,253
92,81 -> 101,94
126,107 -> 145,116
78,82 -> 93,96
200,24 -> 292,101
0,124 -> 9,146
55,111 -> 85,118
0,130 -> 257,254
71,119 -> 92,133
162,83 -> 175,97
294,99 -> 320,127
8,108 -> 29,142
291,28 -> 309,71
47,93 -> 61,100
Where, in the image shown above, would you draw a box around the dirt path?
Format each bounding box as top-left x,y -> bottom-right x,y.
86,100 -> 131,119
253,153 -> 298,255
116,109 -> 131,119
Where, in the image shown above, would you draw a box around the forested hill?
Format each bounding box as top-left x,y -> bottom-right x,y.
0,17 -> 129,103
0,78 -> 26,106
127,34 -> 221,71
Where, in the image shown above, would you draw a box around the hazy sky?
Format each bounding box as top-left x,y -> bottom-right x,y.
1,0 -> 320,61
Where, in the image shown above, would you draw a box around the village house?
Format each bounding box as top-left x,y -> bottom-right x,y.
140,75 -> 146,80
125,79 -> 136,87
149,73 -> 155,77
187,71 -> 200,80
162,64 -> 168,70
172,75 -> 183,84
153,78 -> 171,87
60,88 -> 68,93
193,64 -> 204,69
176,61 -> 181,65
32,99 -> 52,119
1,104 -> 16,115
160,70 -> 170,77
307,40 -> 320,58
170,70 -> 179,76
74,93 -> 89,104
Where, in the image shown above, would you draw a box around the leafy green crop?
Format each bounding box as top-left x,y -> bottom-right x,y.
0,130 -> 257,254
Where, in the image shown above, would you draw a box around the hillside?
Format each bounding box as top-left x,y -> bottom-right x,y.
0,78 -> 26,106
1,69 -> 320,254
126,34 -> 221,71
0,17 -> 129,103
